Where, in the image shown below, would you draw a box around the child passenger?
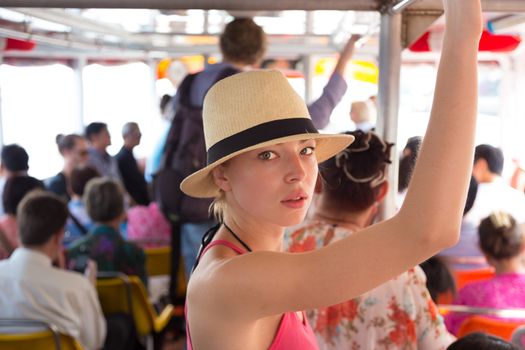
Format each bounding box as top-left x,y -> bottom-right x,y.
67,177 -> 147,285
182,1 -> 483,348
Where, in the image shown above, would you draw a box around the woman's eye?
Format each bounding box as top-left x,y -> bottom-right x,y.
301,147 -> 315,156
258,151 -> 277,160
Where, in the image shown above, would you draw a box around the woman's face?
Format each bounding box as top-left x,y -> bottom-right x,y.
65,138 -> 89,166
216,139 -> 318,227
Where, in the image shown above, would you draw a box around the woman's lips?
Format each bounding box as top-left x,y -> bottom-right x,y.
281,193 -> 308,209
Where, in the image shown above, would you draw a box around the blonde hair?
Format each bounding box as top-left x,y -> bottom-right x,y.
209,191 -> 227,222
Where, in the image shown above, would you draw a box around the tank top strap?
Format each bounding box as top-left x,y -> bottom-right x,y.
201,239 -> 247,257
186,239 -> 248,350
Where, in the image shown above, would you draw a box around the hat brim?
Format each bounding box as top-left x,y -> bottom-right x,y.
181,133 -> 354,198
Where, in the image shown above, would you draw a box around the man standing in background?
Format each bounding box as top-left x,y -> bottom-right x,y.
116,122 -> 150,206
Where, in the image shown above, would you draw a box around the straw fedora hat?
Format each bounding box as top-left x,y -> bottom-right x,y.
181,70 -> 354,198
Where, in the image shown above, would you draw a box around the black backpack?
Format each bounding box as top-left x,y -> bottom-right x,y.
154,67 -> 239,224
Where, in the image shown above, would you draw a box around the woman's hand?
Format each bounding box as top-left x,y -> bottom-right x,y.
334,35 -> 361,76
443,0 -> 483,42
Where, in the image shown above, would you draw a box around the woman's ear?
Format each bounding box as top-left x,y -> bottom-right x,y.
212,165 -> 232,192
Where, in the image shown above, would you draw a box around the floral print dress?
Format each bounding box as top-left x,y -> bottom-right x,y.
286,222 -> 455,350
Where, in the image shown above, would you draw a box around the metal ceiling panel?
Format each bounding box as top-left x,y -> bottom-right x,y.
0,0 -> 381,11
408,0 -> 525,13
2,0 -> 525,13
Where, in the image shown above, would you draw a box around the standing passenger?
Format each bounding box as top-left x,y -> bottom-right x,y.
116,122 -> 150,206
85,122 -> 121,180
162,17 -> 362,283
45,134 -> 89,200
183,1 -> 482,347
465,144 -> 525,225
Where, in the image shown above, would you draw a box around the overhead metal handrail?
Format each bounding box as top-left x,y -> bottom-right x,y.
439,305 -> 525,319
386,0 -> 418,15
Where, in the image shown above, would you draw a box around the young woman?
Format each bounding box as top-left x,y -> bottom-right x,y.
182,1 -> 483,348
286,130 -> 455,349
46,134 -> 90,200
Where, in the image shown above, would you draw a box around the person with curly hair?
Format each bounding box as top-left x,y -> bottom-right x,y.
286,130 -> 454,349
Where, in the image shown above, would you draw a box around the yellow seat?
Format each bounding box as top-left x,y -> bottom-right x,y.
145,246 -> 172,277
144,246 -> 187,298
0,319 -> 83,350
96,273 -> 174,341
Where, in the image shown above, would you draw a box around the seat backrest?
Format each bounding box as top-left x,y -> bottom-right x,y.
96,274 -> 156,337
454,267 -> 495,290
144,246 -> 171,277
458,315 -> 525,340
0,319 -> 83,350
0,331 -> 83,350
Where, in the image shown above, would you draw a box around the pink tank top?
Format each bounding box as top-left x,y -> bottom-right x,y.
186,240 -> 319,349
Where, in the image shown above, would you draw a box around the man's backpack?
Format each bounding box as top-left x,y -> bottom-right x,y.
153,67 -> 239,224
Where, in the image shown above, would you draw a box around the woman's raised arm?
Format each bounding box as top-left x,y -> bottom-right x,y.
207,0 -> 484,319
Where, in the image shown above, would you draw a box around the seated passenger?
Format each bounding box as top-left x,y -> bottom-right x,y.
127,201 -> 171,247
445,212 -> 525,335
0,176 -> 44,258
419,256 -> 456,304
447,332 -> 518,350
67,177 -> 147,285
0,191 -> 106,350
64,165 -> 99,245
0,144 -> 30,217
286,130 -> 454,349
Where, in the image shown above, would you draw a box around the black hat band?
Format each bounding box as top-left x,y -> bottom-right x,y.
207,118 -> 318,165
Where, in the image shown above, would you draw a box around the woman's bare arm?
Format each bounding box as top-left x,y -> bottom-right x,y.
197,0 -> 483,321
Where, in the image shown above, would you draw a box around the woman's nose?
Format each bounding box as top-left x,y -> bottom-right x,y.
284,154 -> 307,183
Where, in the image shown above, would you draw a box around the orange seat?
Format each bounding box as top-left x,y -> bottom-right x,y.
458,315 -> 525,340
454,267 -> 495,290
436,291 -> 454,306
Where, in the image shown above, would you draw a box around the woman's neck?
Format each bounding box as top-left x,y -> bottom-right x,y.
220,214 -> 285,252
493,256 -> 525,275
63,162 -> 74,177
